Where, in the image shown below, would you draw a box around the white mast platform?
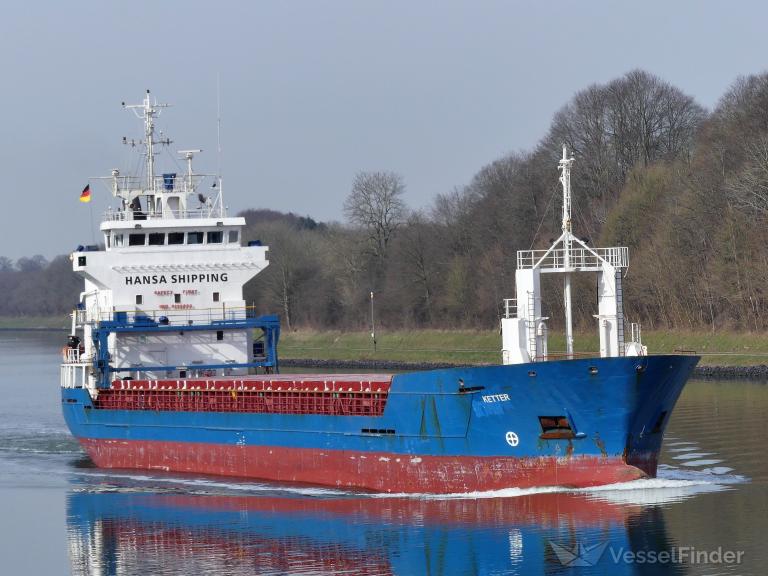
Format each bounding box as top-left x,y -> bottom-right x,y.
501,146 -> 646,365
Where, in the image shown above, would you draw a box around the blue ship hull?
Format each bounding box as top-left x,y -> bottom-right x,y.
61,355 -> 699,493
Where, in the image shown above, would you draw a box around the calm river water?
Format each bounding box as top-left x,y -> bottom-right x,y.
0,332 -> 766,575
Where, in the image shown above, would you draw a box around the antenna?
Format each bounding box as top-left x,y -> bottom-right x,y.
123,90 -> 171,197
216,74 -> 222,179
216,73 -> 225,213
178,149 -> 202,193
558,145 -> 575,359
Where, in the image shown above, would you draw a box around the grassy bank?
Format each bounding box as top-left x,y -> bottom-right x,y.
5,314 -> 768,366
279,329 -> 768,367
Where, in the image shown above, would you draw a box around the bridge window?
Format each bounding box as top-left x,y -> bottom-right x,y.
168,232 -> 185,245
187,231 -> 204,244
228,230 -> 239,243
207,231 -> 223,244
128,233 -> 146,246
148,232 -> 165,246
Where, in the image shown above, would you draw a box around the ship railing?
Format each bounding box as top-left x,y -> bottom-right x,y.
502,298 -> 517,318
86,305 -> 259,327
76,307 -> 107,325
102,205 -> 225,222
101,174 -> 211,199
146,174 -> 209,195
75,309 -> 87,325
517,246 -> 628,271
536,351 -> 599,361
100,173 -> 224,221
60,363 -> 89,389
63,347 -> 82,364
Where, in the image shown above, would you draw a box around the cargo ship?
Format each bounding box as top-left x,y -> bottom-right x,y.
60,92 -> 699,493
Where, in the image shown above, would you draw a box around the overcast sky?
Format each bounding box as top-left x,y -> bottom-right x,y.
2,1 -> 766,260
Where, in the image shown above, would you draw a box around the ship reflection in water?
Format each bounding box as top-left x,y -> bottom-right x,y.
66,479 -> 690,575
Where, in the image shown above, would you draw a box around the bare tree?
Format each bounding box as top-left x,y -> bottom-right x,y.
395,212 -> 439,323
726,134 -> 768,216
543,69 -> 704,233
344,171 -> 407,263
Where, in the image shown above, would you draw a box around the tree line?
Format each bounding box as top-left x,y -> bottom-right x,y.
7,69 -> 768,333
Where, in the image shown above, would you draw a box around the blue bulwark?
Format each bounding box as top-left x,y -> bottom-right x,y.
90,313 -> 281,388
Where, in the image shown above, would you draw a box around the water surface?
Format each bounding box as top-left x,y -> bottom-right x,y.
1,332 -> 765,575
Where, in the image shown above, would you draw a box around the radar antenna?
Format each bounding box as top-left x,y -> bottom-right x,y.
178,149 -> 202,193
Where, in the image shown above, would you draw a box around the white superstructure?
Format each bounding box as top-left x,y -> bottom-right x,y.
62,92 -> 272,392
501,146 -> 646,364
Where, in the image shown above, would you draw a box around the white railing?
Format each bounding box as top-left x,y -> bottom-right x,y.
102,206 -> 225,222
60,363 -> 89,389
517,246 -> 628,271
101,173 -> 224,221
104,174 -> 208,198
63,347 -> 82,364
502,298 -> 517,318
76,305 -> 255,326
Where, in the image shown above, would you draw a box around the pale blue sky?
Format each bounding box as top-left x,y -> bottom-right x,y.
1,1 -> 765,259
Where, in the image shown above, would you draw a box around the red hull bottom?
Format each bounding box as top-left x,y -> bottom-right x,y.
79,438 -> 647,494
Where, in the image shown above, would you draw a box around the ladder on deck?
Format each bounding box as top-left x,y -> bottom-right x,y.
615,270 -> 625,357
527,293 -> 538,361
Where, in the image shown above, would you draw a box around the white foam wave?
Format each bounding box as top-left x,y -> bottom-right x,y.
368,465 -> 748,503
672,452 -> 713,460
72,470 -> 350,497
657,466 -> 745,483
370,485 -> 568,500
681,459 -> 723,467
70,461 -> 749,503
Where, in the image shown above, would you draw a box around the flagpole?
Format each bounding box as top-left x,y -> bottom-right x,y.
89,195 -> 96,245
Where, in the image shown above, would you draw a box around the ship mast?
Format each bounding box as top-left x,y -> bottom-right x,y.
502,144 -> 635,366
123,90 -> 170,207
559,145 -> 575,359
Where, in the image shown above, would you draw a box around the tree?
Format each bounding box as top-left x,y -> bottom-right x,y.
543,70 -> 704,233
391,212 -> 440,324
726,134 -> 768,216
343,171 -> 407,264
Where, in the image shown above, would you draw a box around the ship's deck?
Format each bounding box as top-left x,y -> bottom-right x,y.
95,374 -> 394,416
110,373 -> 393,392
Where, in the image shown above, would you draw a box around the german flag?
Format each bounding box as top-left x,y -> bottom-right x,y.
79,184 -> 91,203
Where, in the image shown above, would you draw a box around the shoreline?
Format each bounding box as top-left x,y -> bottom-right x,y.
5,324 -> 768,380
281,358 -> 768,382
